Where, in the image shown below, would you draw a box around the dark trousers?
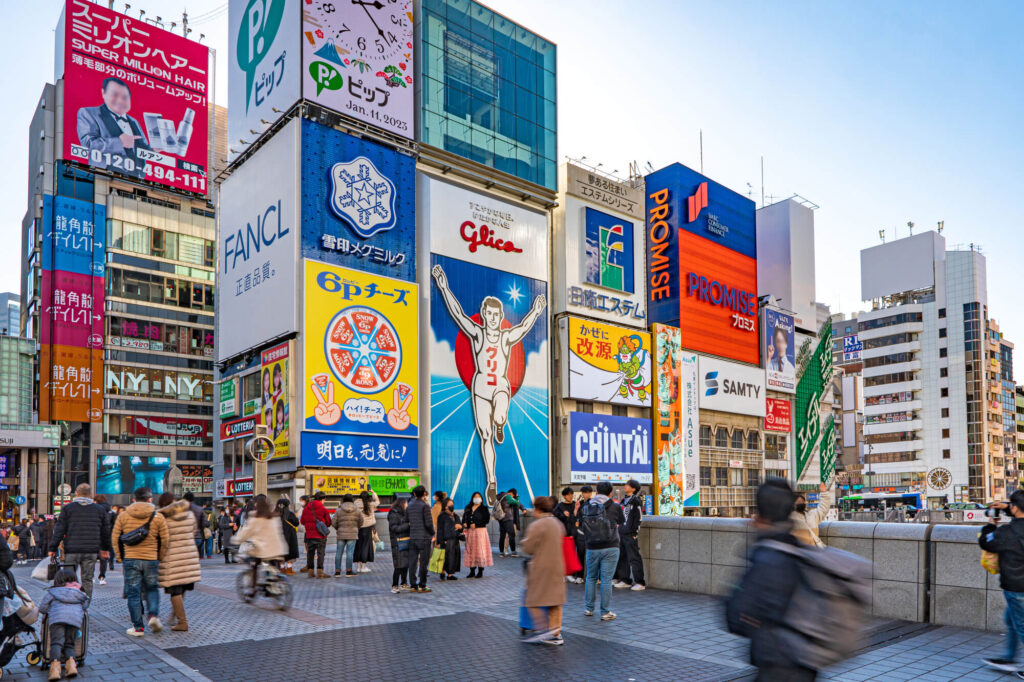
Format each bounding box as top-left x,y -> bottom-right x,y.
499,519 -> 517,553
614,533 -> 645,585
48,622 -> 78,662
756,665 -> 817,681
392,565 -> 408,587
574,533 -> 586,579
305,539 -> 326,570
409,540 -> 431,587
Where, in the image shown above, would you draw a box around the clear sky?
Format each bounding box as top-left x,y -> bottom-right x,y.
3,1 -> 1023,367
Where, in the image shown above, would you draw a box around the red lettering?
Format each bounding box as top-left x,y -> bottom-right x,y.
460,220 -> 524,255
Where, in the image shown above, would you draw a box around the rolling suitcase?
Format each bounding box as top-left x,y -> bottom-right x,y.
40,612 -> 88,667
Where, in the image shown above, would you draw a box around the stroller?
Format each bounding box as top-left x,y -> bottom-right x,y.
0,571 -> 43,677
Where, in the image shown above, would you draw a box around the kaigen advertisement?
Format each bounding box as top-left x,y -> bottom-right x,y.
764,308 -> 796,393
302,0 -> 413,138
303,261 -> 419,446
562,316 -> 651,408
429,253 -> 549,508
261,342 -> 291,460
653,325 -> 699,514
61,0 -> 211,194
568,412 -> 652,484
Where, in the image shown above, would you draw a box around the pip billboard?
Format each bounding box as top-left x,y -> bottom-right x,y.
301,120 -> 415,281
218,117 -> 299,362
304,260 -> 418,449
568,412 -> 652,484
261,342 -> 291,460
652,324 -> 699,513
561,317 -> 651,408
228,0 -> 301,159
61,0 -> 210,194
302,0 -> 413,139
764,308 -> 796,393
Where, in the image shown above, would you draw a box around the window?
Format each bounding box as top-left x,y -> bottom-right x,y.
612,404 -> 628,417
943,449 -> 951,459
942,428 -> 950,438
940,368 -> 948,377
942,407 -> 949,418
699,425 -> 711,447
576,401 -> 593,413
747,431 -> 760,450
729,469 -> 743,486
715,428 -> 728,448
941,388 -> 949,397
939,328 -> 947,338
747,469 -> 761,487
699,466 -> 711,486
731,429 -> 744,450
940,347 -> 947,358
715,468 -> 728,486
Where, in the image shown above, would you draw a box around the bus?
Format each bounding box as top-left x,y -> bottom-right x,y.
839,491 -> 924,512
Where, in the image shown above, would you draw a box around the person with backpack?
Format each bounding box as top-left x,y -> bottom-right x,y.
38,566 -> 89,680
613,479 -> 646,591
726,478 -> 869,681
581,481 -> 624,621
979,490 -> 1024,674
463,491 -> 492,578
497,489 -> 522,557
300,491 -> 332,578
48,483 -> 112,598
111,487 -> 170,638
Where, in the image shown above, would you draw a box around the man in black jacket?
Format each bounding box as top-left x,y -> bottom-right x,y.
979,489 -> 1024,673
726,478 -> 813,681
406,485 -> 435,593
613,479 -> 646,590
48,483 -> 112,597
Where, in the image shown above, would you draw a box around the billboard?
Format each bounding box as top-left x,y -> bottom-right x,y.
96,454 -> 170,496
301,120 -> 416,281
301,0 -> 413,139
842,334 -> 863,363
61,0 -> 210,194
645,163 -> 757,335
220,416 -> 257,441
39,345 -> 103,423
228,0 -> 301,158
305,472 -> 419,496
300,431 -> 417,470
181,464 -> 214,494
652,325 -> 699,513
261,342 -> 291,460
568,412 -> 652,484
41,194 -> 106,278
219,378 -> 238,419
765,398 -> 792,432
795,322 -> 834,482
218,117 -> 299,362
764,308 -> 796,393
677,229 -> 759,365
561,316 -> 651,408
125,417 -> 211,447
699,354 -> 766,417
303,261 -> 418,445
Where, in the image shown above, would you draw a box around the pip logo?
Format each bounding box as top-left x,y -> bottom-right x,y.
687,182 -> 708,223
704,370 -> 719,397
584,207 -> 634,293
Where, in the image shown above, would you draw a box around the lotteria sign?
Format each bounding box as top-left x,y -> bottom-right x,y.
568,412 -> 652,484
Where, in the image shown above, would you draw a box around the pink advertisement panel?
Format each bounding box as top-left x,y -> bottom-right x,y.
41,269 -> 105,349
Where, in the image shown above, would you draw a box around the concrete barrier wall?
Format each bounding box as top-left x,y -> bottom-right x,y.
637,516 -> 1004,632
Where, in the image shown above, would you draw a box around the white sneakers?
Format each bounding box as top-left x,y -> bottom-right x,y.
612,580 -> 628,589
631,584 -> 646,591
391,586 -> 400,594
126,628 -> 144,637
148,616 -> 163,633
98,577 -> 107,586
584,609 -> 594,616
601,612 -> 617,621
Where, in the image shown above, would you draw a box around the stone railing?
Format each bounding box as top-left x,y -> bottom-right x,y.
637,516 -> 1006,632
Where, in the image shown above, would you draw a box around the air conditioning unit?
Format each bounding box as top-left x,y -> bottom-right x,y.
254,424 -> 269,437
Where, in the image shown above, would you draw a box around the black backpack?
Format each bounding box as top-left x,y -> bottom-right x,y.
581,499 -> 616,545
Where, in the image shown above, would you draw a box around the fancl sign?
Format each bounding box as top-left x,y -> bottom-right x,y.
568,412 -> 652,484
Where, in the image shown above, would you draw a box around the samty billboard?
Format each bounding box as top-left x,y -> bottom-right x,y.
60,0 -> 211,195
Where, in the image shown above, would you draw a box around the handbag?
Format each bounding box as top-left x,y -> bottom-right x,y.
428,546 -> 446,574
203,527 -> 212,540
315,519 -> 330,537
373,530 -> 385,552
562,535 -> 582,575
46,556 -> 61,581
120,511 -> 156,546
396,536 -> 410,552
981,550 -> 999,575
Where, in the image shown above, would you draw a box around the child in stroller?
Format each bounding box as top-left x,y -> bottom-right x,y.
0,571 -> 43,676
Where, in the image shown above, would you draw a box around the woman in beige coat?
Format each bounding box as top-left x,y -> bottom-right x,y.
520,496 -> 566,645
156,493 -> 202,632
233,495 -> 289,593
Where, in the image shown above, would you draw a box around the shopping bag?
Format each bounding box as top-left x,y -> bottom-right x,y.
562,536 -> 582,575
31,558 -> 51,581
428,547 -> 446,574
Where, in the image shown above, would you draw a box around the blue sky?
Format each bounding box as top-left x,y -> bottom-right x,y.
4,1 -> 1023,364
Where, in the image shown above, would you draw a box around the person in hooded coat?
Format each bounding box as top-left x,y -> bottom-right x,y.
156,492 -> 201,632
276,497 -> 300,574
388,498 -> 411,593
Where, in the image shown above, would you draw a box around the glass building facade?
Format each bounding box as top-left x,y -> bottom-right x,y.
419,0 -> 557,189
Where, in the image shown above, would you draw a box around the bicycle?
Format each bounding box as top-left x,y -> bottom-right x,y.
235,558 -> 292,611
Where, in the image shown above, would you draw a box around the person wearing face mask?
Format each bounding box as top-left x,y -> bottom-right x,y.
791,481 -> 832,548
435,500 -> 463,580
463,492 -> 492,578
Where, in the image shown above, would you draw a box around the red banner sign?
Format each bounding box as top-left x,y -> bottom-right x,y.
765,398 -> 792,432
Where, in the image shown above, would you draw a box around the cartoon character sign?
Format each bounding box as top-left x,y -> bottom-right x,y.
564,317 -> 651,407
429,254 -> 549,508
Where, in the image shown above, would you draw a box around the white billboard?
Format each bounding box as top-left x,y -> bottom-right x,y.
421,174 -> 548,281
302,0 -> 413,139
228,0 -> 302,160
698,355 -> 766,417
860,231 -> 943,301
217,117 -> 300,362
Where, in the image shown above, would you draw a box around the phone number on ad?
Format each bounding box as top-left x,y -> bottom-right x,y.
69,145 -> 207,192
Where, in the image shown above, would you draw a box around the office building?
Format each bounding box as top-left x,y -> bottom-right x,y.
0,294 -> 20,337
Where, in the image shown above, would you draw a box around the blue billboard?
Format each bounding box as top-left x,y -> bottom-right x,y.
568,412 -> 652,484
645,163 -> 756,325
300,430 -> 418,470
42,195 -> 106,278
301,120 -> 416,282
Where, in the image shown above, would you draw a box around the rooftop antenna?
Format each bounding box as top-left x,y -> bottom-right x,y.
879,229 -> 886,243
937,220 -> 944,234
182,10 -> 188,37
907,220 -> 914,235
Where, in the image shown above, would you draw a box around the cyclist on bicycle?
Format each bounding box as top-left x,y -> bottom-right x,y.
232,495 -> 288,596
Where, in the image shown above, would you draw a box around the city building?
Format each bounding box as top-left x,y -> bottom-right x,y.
1016,386 -> 1024,485
0,293 -> 20,337
987,319 -> 1016,498
831,312 -> 865,492
858,231 -> 1003,505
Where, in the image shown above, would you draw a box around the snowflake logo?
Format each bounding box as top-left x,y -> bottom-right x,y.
328,156 -> 398,239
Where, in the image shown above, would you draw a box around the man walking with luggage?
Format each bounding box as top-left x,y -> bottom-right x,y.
582,481 -> 624,621
613,479 -> 646,591
111,487 -> 170,637
980,490 -> 1024,674
48,483 -> 112,598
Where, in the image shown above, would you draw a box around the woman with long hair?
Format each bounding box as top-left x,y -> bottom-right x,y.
276,497 -> 300,574
353,488 -> 380,573
387,497 -> 410,593
232,495 -> 288,592
462,491 -> 492,578
156,491 -> 202,631
436,499 -> 463,580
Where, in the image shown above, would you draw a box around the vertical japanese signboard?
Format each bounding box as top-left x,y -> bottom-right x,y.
795,321 -> 833,482
302,0 -> 413,139
652,324 -> 699,514
261,342 -> 291,460
60,0 -> 211,195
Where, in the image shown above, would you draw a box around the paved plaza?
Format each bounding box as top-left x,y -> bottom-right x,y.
1,548 -> 1021,681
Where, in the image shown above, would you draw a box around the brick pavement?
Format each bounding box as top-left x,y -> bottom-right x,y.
0,548 -> 1021,681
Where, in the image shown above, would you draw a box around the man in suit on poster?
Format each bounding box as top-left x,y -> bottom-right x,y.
76,76 -> 151,178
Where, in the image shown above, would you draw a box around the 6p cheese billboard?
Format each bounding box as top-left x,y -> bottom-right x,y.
61,0 -> 211,195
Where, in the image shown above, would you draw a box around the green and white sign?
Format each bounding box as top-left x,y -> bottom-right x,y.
369,475 -> 420,496
795,321 -> 833,482
219,379 -> 238,419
